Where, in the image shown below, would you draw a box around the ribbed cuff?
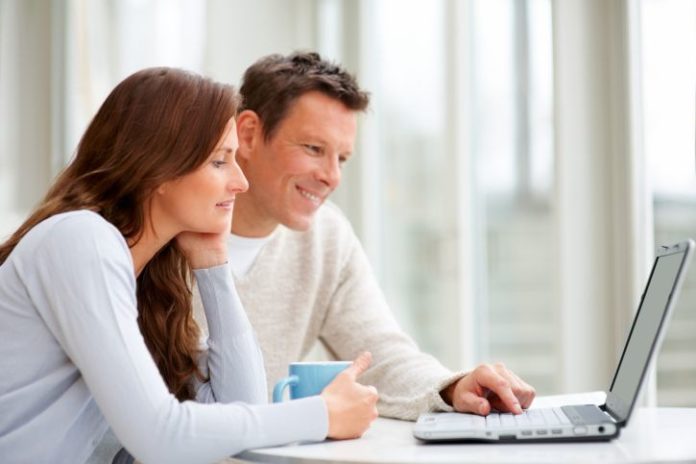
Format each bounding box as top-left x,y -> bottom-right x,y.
245,395 -> 329,448
428,371 -> 470,412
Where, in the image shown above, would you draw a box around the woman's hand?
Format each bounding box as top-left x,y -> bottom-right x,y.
175,230 -> 229,270
321,352 -> 379,440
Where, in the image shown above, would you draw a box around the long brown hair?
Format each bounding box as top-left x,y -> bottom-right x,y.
0,67 -> 239,400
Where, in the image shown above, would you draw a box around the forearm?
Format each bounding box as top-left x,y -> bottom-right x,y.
322,253 -> 466,419
194,263 -> 267,404
333,329 -> 466,419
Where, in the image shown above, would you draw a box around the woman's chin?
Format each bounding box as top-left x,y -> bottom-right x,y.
208,221 -> 232,235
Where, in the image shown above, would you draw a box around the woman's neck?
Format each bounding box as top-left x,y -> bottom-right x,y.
129,212 -> 176,276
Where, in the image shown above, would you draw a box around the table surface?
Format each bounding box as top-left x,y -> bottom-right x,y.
234,392 -> 696,464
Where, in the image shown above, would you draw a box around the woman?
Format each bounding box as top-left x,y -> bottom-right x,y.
0,67 -> 378,463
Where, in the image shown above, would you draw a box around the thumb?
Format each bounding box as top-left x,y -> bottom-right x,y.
343,351 -> 372,380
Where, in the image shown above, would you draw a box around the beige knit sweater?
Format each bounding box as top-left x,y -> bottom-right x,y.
194,203 -> 465,420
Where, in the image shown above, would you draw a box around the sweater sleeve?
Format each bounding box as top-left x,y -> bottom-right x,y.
319,227 -> 467,420
27,214 -> 327,464
192,264 -> 267,404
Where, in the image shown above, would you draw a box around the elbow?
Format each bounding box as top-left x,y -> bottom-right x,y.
125,437 -> 179,464
126,437 -> 198,464
114,407 -> 203,464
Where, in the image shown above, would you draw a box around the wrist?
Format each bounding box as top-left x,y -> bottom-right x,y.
440,381 -> 457,406
187,250 -> 228,269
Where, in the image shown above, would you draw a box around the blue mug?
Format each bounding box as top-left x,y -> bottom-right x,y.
273,361 -> 351,402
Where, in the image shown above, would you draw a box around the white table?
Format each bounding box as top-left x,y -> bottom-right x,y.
234,393 -> 696,464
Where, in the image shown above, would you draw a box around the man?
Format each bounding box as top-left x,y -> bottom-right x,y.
208,51 -> 535,420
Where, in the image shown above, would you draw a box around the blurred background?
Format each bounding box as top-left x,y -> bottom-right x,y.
1,0 -> 695,406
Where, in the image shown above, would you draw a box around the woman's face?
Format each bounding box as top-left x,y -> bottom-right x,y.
155,118 -> 249,235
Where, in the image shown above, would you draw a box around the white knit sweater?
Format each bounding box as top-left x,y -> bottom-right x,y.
195,203 -> 465,420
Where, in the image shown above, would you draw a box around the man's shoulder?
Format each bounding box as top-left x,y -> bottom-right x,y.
294,201 -> 357,246
265,202 -> 358,263
314,201 -> 352,230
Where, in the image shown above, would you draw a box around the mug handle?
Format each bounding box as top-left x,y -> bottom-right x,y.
272,375 -> 299,403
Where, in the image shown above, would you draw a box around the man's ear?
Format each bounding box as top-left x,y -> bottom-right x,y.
236,110 -> 262,160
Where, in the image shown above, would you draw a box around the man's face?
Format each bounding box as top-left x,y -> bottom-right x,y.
235,91 -> 357,236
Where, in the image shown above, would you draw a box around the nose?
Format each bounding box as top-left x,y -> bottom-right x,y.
228,160 -> 249,193
317,155 -> 341,190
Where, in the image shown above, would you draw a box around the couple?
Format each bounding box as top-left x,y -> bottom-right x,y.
0,52 -> 535,463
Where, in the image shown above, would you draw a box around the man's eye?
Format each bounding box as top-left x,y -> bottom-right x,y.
304,144 -> 321,154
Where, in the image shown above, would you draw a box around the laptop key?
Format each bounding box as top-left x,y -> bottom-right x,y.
541,408 -> 560,425
486,414 -> 501,428
515,413 -> 531,426
527,410 -> 546,426
500,414 -> 516,427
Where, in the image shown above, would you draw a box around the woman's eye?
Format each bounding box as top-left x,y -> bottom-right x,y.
212,160 -> 227,168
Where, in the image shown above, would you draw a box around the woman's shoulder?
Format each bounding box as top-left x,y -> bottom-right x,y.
34,210 -> 121,240
17,210 -> 129,262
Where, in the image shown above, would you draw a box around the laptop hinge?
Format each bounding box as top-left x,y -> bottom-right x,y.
600,404 -> 625,426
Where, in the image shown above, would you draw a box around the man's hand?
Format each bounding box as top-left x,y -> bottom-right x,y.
441,363 -> 535,415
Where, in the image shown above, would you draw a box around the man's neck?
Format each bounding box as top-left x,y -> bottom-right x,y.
232,197 -> 278,238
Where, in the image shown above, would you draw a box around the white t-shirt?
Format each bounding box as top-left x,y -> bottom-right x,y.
228,232 -> 272,278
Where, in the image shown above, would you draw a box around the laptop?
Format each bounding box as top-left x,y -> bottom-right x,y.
414,239 -> 694,443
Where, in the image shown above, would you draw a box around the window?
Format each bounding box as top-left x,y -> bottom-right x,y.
472,0 -> 557,393
365,0 -> 458,367
333,0 -> 558,391
640,0 -> 696,407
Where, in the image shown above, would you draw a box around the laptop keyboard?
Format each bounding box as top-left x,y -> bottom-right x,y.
481,405 -> 613,429
485,407 -> 571,429
415,404 -> 618,440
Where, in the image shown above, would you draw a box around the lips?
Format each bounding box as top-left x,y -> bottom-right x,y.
296,186 -> 324,205
216,199 -> 235,208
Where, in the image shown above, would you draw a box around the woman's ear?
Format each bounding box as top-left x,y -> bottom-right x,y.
236,110 -> 262,161
156,183 -> 168,195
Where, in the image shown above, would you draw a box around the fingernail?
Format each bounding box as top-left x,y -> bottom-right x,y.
479,403 -> 486,415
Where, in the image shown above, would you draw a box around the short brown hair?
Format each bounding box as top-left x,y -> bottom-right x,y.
239,51 -> 370,141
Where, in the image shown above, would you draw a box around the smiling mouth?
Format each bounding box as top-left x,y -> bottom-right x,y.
297,186 -> 322,205
216,200 -> 235,208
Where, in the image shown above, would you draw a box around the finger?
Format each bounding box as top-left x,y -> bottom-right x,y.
343,352 -> 372,380
521,388 -> 536,409
488,394 -> 514,413
474,369 -> 522,414
454,391 -> 492,415
517,383 -> 536,409
506,370 -> 535,408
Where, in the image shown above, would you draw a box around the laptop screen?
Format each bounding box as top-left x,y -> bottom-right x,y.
606,242 -> 692,423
